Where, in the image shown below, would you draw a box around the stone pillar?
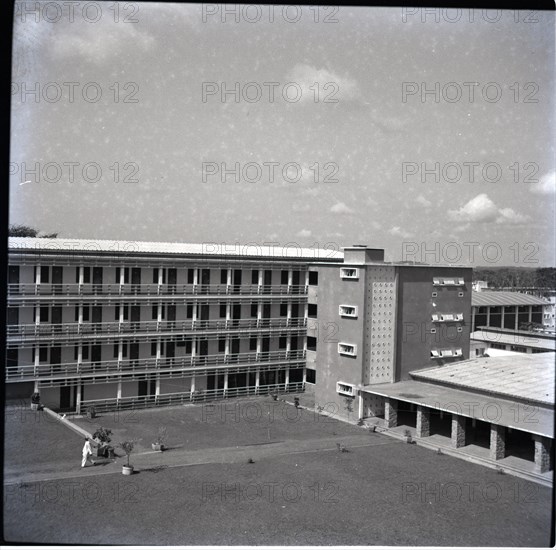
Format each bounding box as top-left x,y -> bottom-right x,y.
489,424 -> 505,460
385,398 -> 397,428
416,406 -> 430,438
533,435 -> 551,474
451,415 -> 466,448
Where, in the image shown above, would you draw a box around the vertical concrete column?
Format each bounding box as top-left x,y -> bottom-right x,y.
76,385 -> 81,414
533,435 -> 551,474
451,415 -> 466,448
513,306 -> 518,331
471,307 -> 475,332
190,375 -> 196,395
285,368 -> 290,389
384,398 -> 397,428
501,306 -> 505,329
258,269 -> 263,292
255,369 -> 260,392
78,266 -> 84,285
416,406 -> 431,438
223,371 -> 228,395
302,368 -> 307,385
358,393 -> 364,421
287,302 -> 292,325
489,424 -> 506,460
155,376 -> 160,398
528,306 -> 533,324
486,307 -> 491,327
117,382 -> 122,401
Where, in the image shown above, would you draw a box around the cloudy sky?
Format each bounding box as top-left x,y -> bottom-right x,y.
10,4 -> 555,265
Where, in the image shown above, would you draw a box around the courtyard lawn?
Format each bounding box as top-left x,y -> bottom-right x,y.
4,397 -> 554,545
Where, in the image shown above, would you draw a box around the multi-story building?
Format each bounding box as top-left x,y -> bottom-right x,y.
6,237 -> 342,412
309,245 -> 472,420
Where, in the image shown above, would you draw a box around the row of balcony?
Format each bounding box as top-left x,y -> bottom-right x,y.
5,349 -> 307,382
6,317 -> 308,341
8,283 -> 308,297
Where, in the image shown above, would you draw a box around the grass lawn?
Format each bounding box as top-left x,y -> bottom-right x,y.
4,398 -> 554,545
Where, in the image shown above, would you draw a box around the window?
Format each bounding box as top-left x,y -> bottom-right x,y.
336,382 -> 356,397
308,304 -> 318,318
221,269 -> 228,284
279,336 -> 287,349
340,267 -> 359,279
431,313 -> 439,322
338,343 -> 357,356
188,269 -> 195,284
186,304 -> 193,319
251,270 -> 259,284
152,305 -> 158,319
218,339 -> 226,353
185,340 -> 192,354
249,338 -> 257,351
306,369 -> 316,384
430,328 -> 436,334
151,342 -> 157,355
307,336 -> 317,352
432,292 -> 437,297
433,277 -> 465,286
220,304 -> 227,318
40,306 -> 49,323
39,347 -> 48,362
280,304 -> 288,317
430,350 -> 440,358
339,305 -> 357,318
40,266 -> 50,283
114,344 -> 120,358
309,271 -> 318,286
455,313 -> 464,321
281,270 -> 289,285
453,348 -> 463,357
251,304 -> 258,318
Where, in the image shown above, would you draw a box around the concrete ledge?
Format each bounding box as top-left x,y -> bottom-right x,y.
43,407 -> 93,439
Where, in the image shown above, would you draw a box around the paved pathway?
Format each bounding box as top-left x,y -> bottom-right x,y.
4,429 -> 397,486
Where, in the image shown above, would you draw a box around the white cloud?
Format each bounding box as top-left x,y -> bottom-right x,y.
330,202 -> 354,214
416,195 -> 432,207
530,171 -> 555,195
496,208 -> 529,225
448,193 -> 529,226
448,194 -> 498,223
296,229 -> 312,238
388,226 -> 413,239
286,64 -> 361,103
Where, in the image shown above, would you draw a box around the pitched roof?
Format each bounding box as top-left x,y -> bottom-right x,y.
472,291 -> 548,307
8,237 -> 344,261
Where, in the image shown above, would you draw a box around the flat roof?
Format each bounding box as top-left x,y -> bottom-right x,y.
8,237 -> 343,261
471,330 -> 556,351
363,380 -> 554,438
472,291 -> 548,307
410,353 -> 555,406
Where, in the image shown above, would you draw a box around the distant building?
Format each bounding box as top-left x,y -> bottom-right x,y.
472,280 -> 489,292
471,291 -> 547,332
470,327 -> 556,357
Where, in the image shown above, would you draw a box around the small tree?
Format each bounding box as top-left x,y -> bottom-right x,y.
119,440 -> 138,467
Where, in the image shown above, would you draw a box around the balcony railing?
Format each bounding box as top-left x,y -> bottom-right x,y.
5,349 -> 307,381
6,317 -> 308,341
79,382 -> 306,412
8,283 -> 308,297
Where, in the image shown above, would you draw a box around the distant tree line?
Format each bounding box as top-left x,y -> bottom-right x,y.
8,225 -> 58,238
473,267 -> 556,289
